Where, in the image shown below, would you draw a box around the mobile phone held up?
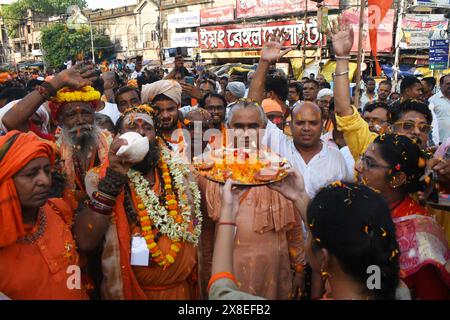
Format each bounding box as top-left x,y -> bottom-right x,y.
185,76 -> 195,85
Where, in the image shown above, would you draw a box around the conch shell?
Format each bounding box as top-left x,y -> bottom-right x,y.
116,132 -> 149,163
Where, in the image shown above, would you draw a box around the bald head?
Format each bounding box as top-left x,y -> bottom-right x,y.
102,72 -> 118,90
291,101 -> 323,149
292,101 -> 322,120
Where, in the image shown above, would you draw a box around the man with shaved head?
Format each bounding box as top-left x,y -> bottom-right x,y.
262,100 -> 351,197
247,42 -> 352,198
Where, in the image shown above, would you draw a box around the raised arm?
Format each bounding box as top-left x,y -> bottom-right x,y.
2,66 -> 98,132
328,17 -> 355,117
211,179 -> 248,276
248,29 -> 292,105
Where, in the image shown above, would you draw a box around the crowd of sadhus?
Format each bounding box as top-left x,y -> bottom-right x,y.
0,19 -> 449,300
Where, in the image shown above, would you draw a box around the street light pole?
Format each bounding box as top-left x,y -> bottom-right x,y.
89,20 -> 95,64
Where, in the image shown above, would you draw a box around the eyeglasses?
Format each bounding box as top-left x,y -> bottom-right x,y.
394,121 -> 432,134
364,117 -> 386,126
360,155 -> 391,170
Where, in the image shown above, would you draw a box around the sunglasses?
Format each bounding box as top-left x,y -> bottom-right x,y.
394,121 -> 432,134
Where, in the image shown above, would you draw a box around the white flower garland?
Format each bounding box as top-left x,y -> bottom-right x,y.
128,144 -> 202,245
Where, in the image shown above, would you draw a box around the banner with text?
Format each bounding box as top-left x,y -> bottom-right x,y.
400,14 -> 448,49
198,19 -> 324,50
342,8 -> 395,53
168,11 -> 200,29
201,6 -> 235,25
236,0 -> 340,19
170,32 -> 199,48
412,0 -> 450,8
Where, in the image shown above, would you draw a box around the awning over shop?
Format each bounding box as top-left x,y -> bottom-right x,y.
320,61 -> 358,83
382,64 -> 450,78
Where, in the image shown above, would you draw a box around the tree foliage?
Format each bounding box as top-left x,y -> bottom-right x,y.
2,0 -> 87,37
41,23 -> 114,70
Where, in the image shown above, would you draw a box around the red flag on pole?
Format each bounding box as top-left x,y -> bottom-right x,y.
368,0 -> 393,75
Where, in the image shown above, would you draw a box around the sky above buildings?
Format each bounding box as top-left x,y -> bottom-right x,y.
0,0 -> 137,8
86,0 -> 137,10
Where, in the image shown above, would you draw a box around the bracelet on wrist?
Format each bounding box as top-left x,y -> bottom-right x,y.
93,190 -> 116,207
86,199 -> 113,216
335,55 -> 352,60
98,167 -> 128,197
332,70 -> 349,78
217,221 -> 237,227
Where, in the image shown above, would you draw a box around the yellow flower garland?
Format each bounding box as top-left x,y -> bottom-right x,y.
54,86 -> 101,103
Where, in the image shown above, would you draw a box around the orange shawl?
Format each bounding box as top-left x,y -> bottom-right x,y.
0,130 -> 55,248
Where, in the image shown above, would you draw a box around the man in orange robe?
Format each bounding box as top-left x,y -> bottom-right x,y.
0,131 -> 87,299
74,105 -> 201,299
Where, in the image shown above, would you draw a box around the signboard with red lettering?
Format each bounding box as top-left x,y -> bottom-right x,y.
198,19 -> 324,50
201,6 -> 235,25
236,0 -> 340,19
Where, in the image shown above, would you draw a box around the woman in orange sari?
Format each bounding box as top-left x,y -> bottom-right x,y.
356,134 -> 450,299
0,131 -> 87,300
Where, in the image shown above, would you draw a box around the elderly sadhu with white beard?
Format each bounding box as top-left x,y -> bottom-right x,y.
0,66 -> 112,213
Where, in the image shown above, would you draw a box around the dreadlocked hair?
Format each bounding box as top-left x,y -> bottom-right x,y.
308,182 -> 400,300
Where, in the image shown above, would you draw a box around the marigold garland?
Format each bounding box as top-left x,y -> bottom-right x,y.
128,138 -> 202,268
53,85 -> 101,103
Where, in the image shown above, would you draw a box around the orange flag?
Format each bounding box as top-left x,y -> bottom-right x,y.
368,0 -> 393,75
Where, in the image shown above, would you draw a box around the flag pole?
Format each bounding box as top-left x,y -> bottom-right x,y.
354,0 -> 366,107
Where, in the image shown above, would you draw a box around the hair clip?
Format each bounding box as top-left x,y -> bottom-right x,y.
395,164 -> 401,171
380,227 -> 387,237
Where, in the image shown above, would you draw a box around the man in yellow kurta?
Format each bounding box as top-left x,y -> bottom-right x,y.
330,17 -> 450,243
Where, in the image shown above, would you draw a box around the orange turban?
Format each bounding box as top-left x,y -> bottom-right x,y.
0,131 -> 55,247
262,98 -> 283,114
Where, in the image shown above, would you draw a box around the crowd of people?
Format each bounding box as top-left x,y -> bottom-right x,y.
0,19 -> 449,300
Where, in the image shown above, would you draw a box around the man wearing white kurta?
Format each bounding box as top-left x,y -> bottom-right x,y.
262,102 -> 352,198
